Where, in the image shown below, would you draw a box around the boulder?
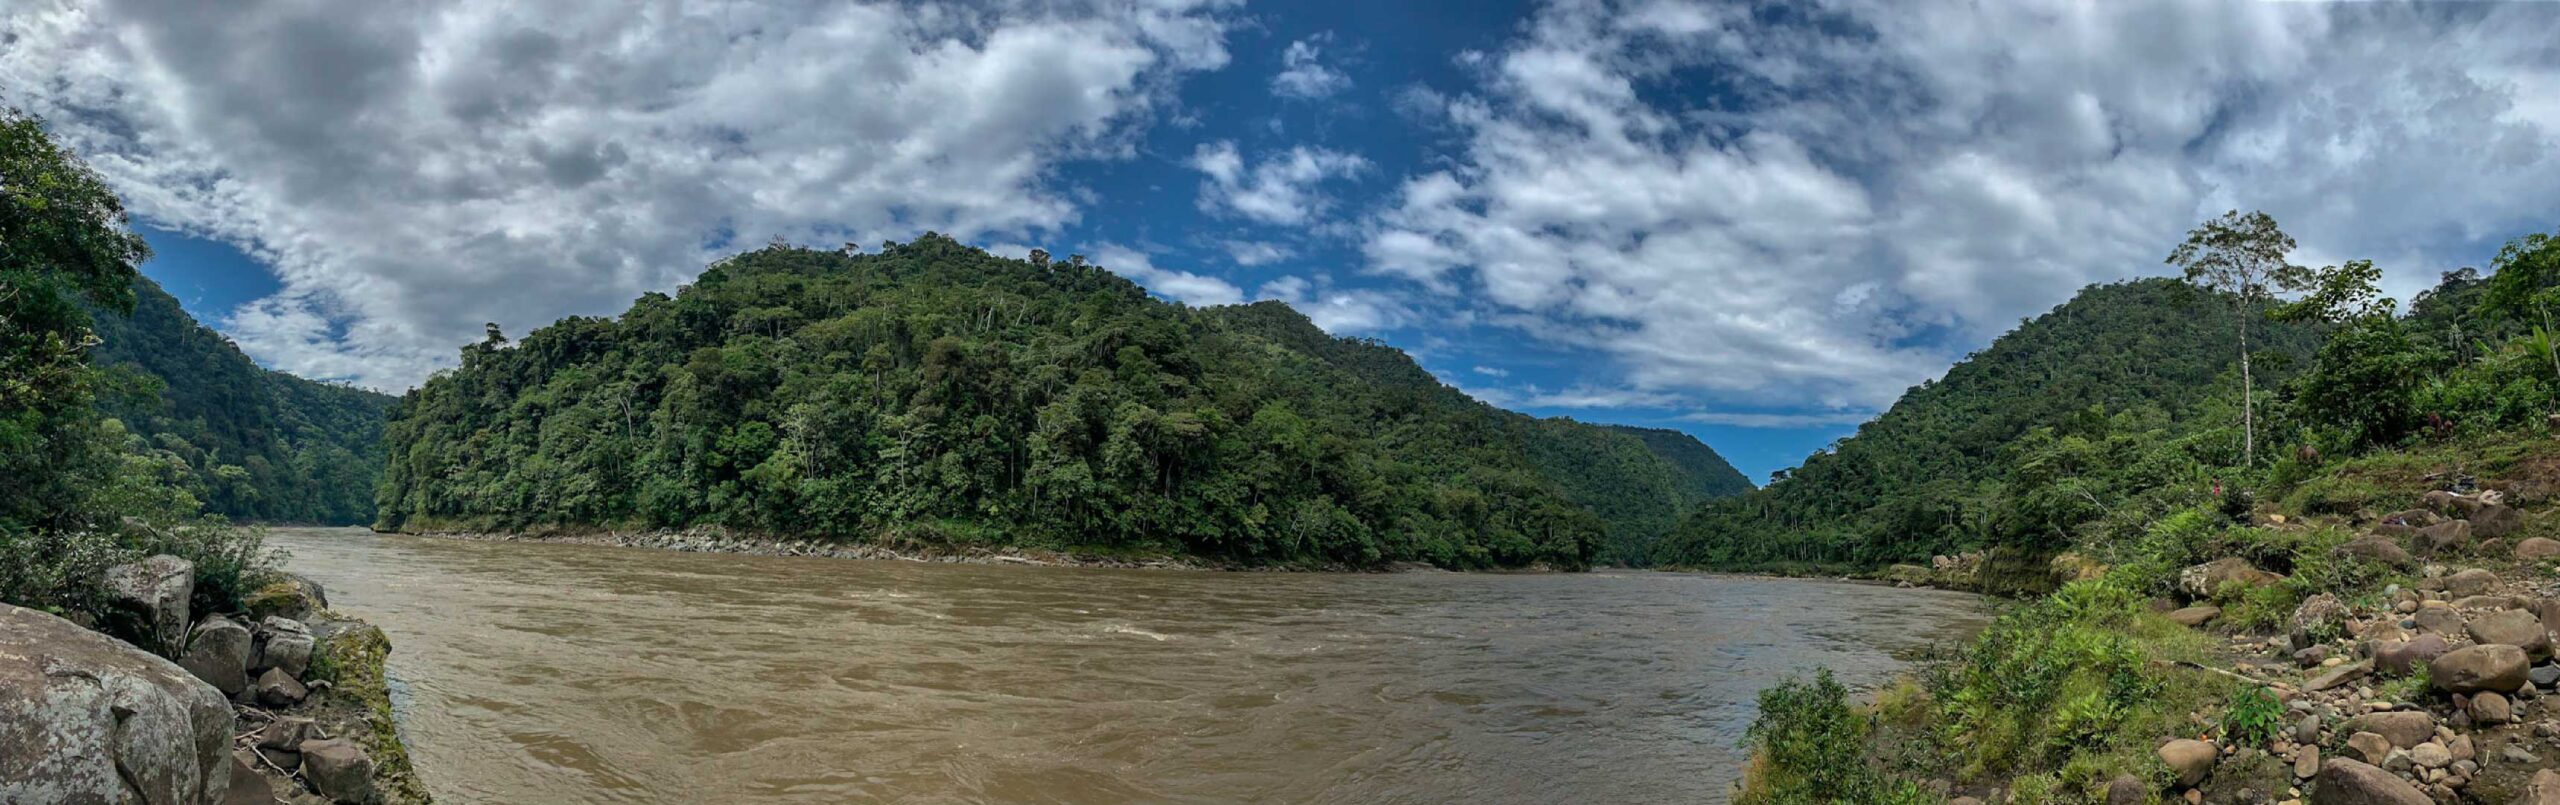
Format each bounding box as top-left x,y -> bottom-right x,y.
2160,738 -> 2218,787
2308,660 -> 2370,692
2453,594 -> 2526,611
2417,520 -> 2472,554
2348,711 -> 2436,748
102,554 -> 195,652
2471,690 -> 2512,725
2181,557 -> 2284,598
2296,745 -> 2320,780
2373,522 -> 2420,539
2374,635 -> 2453,676
221,749 -> 277,805
254,716 -> 317,751
2346,731 -> 2393,763
253,667 -> 307,708
243,574 -> 330,621
2311,757 -> 2428,805
2445,568 -> 2499,597
2430,644 -> 2530,694
2295,593 -> 2351,640
0,603 -> 233,804
2471,503 -> 2526,539
2519,538 -> 2560,562
2520,768 -> 2560,805
2337,535 -> 2415,568
2468,608 -> 2552,660
2169,606 -> 2221,627
253,616 -> 315,678
178,614 -> 254,696
2412,604 -> 2464,636
2104,774 -> 2147,805
2409,741 -> 2452,768
299,738 -> 382,805
2423,490 -> 2469,516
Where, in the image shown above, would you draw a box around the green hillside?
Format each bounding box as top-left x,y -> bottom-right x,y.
1657,278 -> 2325,570
86,276 -> 397,525
373,237 -> 1747,569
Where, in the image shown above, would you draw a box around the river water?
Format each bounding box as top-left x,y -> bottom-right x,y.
266,527 -> 1987,804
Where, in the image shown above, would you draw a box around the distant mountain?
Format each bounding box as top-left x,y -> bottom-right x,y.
86,276 -> 397,525
374,236 -> 1747,568
1655,278 -> 2323,569
1603,425 -> 1754,501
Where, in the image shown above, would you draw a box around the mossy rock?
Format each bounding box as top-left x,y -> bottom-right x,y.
242,574 -> 329,621
309,612 -> 432,804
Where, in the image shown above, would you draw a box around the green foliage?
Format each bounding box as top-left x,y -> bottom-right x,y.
373,239 -> 1745,569
1737,669 -> 1934,805
1929,579 -> 2163,777
0,108 -> 276,623
2217,686 -> 2285,748
85,276 -> 397,525
1660,279 -> 2318,569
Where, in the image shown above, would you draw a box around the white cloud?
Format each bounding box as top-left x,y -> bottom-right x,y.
1271,33 -> 1351,100
1219,239 -> 1294,266
1365,0 -> 2560,416
1188,140 -> 1369,226
1254,275 -> 1410,333
0,0 -> 1238,389
1678,411 -> 1874,429
1472,365 -> 1509,378
1089,243 -> 1245,307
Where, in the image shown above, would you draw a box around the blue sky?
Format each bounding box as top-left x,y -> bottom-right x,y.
18,0 -> 2560,483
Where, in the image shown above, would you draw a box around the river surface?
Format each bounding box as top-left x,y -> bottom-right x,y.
266,527 -> 1987,804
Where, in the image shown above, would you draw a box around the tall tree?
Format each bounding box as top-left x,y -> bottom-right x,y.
2165,210 -> 2308,468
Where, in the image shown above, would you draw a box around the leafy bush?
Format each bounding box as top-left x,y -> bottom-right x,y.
1930,579 -> 2162,777
2218,686 -> 2285,747
1738,669 -> 1933,804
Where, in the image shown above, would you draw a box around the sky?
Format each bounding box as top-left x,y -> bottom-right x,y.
7,0 -> 2560,483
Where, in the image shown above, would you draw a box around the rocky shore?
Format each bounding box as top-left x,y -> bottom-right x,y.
403,526 -> 1443,572
0,557 -> 426,804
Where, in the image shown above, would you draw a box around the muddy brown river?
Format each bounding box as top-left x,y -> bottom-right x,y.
266,527 -> 1987,804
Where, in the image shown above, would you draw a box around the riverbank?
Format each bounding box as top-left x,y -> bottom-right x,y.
393,526 -> 1516,573
0,559 -> 427,804
1737,435 -> 2560,804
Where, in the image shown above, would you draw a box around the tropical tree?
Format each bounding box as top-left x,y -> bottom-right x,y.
2166,210 -> 2310,468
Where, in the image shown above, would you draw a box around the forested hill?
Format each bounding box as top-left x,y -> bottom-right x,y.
1655,278 -> 2324,570
372,236 -> 1747,569
1603,425 -> 1754,500
86,275 -> 397,525
1201,301 -> 1752,565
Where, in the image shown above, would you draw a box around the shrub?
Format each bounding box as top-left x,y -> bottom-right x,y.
2218,686 -> 2285,747
1738,669 -> 1921,804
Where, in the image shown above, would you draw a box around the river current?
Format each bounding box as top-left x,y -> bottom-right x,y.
266,527 -> 1986,804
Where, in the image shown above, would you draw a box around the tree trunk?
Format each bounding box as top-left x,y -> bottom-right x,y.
2236,296 -> 2254,468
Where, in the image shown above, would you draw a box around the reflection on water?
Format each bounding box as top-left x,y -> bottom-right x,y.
267,528 -> 1987,804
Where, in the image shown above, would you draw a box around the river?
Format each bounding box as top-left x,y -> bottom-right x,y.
265,527 -> 1987,804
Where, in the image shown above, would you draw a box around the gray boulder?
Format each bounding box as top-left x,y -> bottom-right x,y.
2310,757 -> 2428,805
253,616 -> 316,678
299,738 -> 383,805
179,614 -> 254,696
254,667 -> 307,708
103,554 -> 195,653
0,603 -> 233,804
2519,768 -> 2560,805
2168,605 -> 2221,627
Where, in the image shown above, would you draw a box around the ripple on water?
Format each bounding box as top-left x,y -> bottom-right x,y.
265,528 -> 1988,805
